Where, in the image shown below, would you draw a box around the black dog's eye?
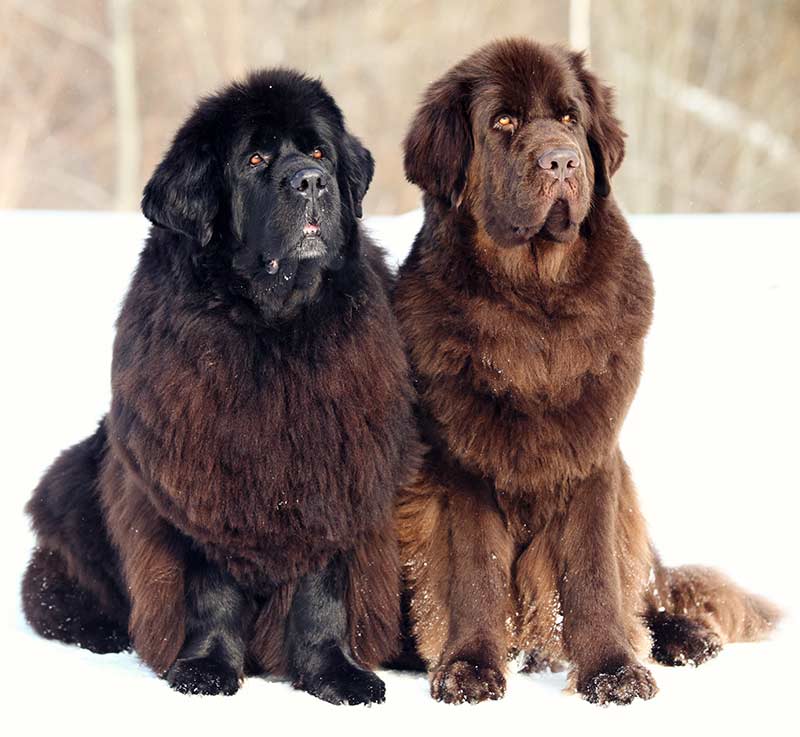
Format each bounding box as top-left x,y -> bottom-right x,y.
311,147 -> 325,160
492,114 -> 518,133
560,113 -> 578,125
249,153 -> 267,167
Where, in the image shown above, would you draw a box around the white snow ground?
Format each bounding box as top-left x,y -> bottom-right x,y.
1,209 -> 798,736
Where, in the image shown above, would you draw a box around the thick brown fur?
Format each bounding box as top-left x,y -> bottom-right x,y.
394,38 -> 780,705
22,69 -> 418,700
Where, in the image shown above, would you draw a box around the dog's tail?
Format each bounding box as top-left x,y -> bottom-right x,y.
645,562 -> 780,665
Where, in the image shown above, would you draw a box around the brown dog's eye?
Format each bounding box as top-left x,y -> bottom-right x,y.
560,114 -> 576,125
249,153 -> 264,166
493,114 -> 516,132
311,147 -> 324,160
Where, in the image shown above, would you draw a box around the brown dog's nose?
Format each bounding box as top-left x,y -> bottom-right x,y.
537,148 -> 580,181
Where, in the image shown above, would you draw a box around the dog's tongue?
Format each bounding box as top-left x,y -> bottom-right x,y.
303,223 -> 320,237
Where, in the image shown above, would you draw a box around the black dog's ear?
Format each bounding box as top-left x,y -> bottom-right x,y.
403,71 -> 473,207
141,117 -> 220,246
341,132 -> 374,219
570,53 -> 626,198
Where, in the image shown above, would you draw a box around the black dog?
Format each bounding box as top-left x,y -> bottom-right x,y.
22,69 -> 417,704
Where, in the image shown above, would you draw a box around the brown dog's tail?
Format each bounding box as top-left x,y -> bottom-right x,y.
645,563 -> 781,666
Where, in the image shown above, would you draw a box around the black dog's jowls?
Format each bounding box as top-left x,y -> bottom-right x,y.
22,68 -> 419,704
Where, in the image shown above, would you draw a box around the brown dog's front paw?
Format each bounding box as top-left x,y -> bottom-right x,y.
431,660 -> 506,704
579,662 -> 658,706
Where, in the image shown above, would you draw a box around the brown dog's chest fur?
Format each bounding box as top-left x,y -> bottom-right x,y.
397,206 -> 652,506
468,246 -> 612,404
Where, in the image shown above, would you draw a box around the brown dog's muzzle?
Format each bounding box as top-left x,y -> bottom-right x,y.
537,148 -> 581,183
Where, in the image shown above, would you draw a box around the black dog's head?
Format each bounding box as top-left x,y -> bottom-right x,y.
404,38 -> 625,246
142,69 -> 374,314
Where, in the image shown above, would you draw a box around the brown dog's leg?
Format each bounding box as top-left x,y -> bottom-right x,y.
400,469 -> 514,704
118,508 -> 187,675
515,531 -> 568,673
102,466 -> 188,676
344,521 -> 403,668
558,461 -> 657,706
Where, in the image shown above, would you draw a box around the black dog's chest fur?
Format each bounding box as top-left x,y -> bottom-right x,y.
109,234 -> 411,589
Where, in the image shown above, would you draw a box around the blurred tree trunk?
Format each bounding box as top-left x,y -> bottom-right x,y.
108,0 -> 140,210
570,0 -> 592,54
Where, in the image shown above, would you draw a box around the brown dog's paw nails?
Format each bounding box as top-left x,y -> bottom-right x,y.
580,663 -> 658,706
431,660 -> 506,704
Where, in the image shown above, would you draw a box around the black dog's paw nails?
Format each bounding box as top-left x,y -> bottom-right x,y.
166,656 -> 241,696
299,664 -> 386,706
431,660 -> 507,704
579,662 -> 658,706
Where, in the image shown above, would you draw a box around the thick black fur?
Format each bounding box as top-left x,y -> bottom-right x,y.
22,69 -> 417,704
140,68 -> 376,322
287,556 -> 386,705
23,547 -> 130,654
22,421 -> 130,652
166,553 -> 248,695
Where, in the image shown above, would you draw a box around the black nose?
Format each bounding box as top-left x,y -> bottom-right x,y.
289,167 -> 327,198
537,148 -> 580,180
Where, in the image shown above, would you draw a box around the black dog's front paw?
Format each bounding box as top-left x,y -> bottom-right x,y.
166,656 -> 241,696
297,662 -> 386,706
579,662 -> 658,706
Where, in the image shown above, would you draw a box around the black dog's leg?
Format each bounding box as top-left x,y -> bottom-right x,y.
166,553 -> 246,696
287,555 -> 386,705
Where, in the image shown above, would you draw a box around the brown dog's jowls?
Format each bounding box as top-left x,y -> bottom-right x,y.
22,69 -> 419,704
394,38 -> 780,706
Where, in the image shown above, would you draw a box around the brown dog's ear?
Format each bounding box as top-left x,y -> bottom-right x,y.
403,72 -> 473,207
571,53 -> 626,198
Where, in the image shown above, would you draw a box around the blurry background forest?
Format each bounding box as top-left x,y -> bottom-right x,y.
1,0 -> 798,215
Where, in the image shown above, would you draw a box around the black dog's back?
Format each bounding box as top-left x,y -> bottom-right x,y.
22,420 -> 130,653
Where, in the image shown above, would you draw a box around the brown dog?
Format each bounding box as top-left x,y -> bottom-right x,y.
394,38 -> 779,706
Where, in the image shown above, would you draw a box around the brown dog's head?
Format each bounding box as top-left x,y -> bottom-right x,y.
404,38 -> 625,245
